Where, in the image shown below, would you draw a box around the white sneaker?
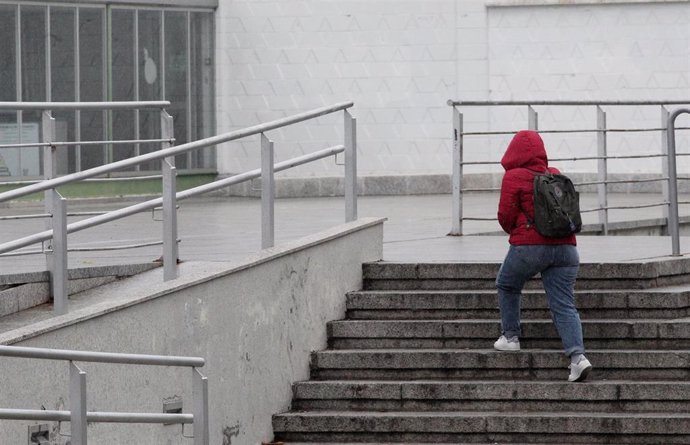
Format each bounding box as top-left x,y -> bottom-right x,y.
493,335 -> 520,351
568,356 -> 593,382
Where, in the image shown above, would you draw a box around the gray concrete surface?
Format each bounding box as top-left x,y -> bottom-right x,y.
1,192 -> 690,276
0,218 -> 384,445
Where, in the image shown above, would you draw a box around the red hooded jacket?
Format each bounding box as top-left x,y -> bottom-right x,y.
497,130 -> 577,246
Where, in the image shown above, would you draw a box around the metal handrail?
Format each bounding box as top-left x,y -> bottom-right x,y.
460,126 -> 690,136
0,138 -> 175,150
0,101 -> 357,316
0,345 -> 207,444
0,345 -> 204,366
0,101 -> 354,203
0,101 -> 170,110
0,145 -> 345,254
448,99 -> 690,247
448,99 -> 690,106
463,153 -> 669,164
667,108 -> 690,255
0,408 -> 194,424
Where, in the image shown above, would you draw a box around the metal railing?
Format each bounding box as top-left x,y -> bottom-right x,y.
0,345 -> 208,445
448,99 -> 690,255
667,107 -> 690,255
0,101 -> 357,314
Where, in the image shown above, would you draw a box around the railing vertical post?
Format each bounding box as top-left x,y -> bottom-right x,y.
41,110 -> 69,314
661,106 -> 670,234
50,192 -> 68,315
41,110 -> 57,180
161,110 -> 178,280
527,105 -> 538,130
70,362 -> 87,445
450,106 -> 463,236
597,106 -> 609,235
344,110 -> 358,222
666,109 -> 685,256
42,110 -> 56,234
193,368 -> 209,445
261,133 -> 275,249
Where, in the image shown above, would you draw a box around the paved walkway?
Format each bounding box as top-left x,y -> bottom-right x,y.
1,192 -> 689,275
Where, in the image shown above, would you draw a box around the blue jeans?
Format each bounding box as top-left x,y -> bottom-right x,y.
496,244 -> 585,357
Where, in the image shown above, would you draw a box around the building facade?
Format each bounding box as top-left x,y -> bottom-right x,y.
215,0 -> 690,193
1,0 -> 688,192
0,0 -> 215,178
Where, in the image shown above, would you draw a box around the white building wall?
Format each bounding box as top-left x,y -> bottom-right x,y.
483,1 -> 690,176
214,0 -> 690,186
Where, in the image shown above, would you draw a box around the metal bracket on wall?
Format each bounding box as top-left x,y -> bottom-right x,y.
250,177 -> 262,192
163,398 -> 183,425
152,205 -> 180,222
28,424 -> 50,444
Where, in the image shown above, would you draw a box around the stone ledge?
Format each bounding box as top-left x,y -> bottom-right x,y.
214,173 -> 690,198
0,217 -> 385,345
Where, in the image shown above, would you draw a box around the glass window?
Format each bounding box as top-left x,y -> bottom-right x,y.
0,2 -> 215,178
111,8 -> 136,166
0,5 -> 17,102
165,11 -> 189,168
138,9 -> 162,171
0,113 -> 19,178
190,11 -> 215,170
79,7 -> 105,170
0,5 -> 17,178
51,6 -> 76,175
51,7 -> 76,102
21,6 -> 47,102
20,5 -> 46,176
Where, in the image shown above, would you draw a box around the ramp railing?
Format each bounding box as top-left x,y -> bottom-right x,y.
0,344 -> 208,445
0,101 -> 357,314
667,107 -> 690,255
448,99 -> 690,255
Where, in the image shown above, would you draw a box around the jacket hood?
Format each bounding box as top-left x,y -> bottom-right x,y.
501,130 -> 548,171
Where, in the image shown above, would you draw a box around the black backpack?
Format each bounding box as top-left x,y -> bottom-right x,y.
531,171 -> 582,238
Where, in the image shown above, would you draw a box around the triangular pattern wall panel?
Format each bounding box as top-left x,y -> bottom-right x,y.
486,3 -> 690,173
215,0 -> 690,177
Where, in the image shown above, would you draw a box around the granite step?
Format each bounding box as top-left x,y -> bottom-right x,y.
273,260 -> 690,443
310,349 -> 690,380
327,318 -> 690,349
273,410 -> 690,444
362,260 -> 690,290
281,443 -> 580,445
346,289 -> 690,320
290,380 -> 690,412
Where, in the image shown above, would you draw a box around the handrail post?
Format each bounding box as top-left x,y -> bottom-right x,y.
661,106 -> 670,234
42,110 -> 69,314
42,110 -> 56,239
597,106 -> 609,235
666,108 -> 689,256
193,368 -> 209,445
70,362 -> 87,445
450,106 -> 463,235
527,105 -> 538,130
161,110 -> 178,280
50,192 -> 68,315
344,110 -> 357,222
261,133 -> 275,249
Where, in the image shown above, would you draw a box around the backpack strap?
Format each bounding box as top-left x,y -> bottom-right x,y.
522,168 -> 543,228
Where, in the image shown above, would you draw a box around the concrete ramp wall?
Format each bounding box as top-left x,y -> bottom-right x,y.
0,217 -> 384,445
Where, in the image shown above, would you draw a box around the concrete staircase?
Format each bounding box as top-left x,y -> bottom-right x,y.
273,258 -> 690,444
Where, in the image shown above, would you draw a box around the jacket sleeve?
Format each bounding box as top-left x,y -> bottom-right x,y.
497,171 -> 521,234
